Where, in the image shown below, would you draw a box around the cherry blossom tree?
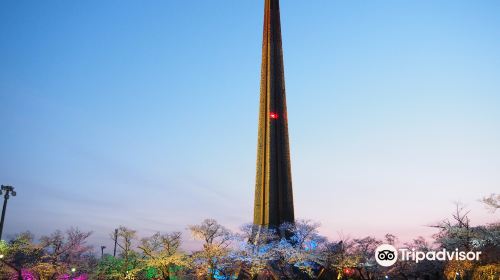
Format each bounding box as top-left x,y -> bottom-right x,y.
188,219 -> 236,280
38,227 -> 93,279
138,231 -> 191,280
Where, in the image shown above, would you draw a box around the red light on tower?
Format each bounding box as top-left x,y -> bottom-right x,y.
269,112 -> 279,119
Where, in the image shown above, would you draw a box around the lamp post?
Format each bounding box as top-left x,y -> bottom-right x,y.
113,228 -> 118,257
0,185 -> 16,241
101,245 -> 106,259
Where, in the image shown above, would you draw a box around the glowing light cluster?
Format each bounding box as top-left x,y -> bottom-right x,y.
343,267 -> 354,276
269,112 -> 279,119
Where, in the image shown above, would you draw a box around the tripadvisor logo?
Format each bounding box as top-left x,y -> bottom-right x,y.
375,244 -> 482,267
375,244 -> 398,267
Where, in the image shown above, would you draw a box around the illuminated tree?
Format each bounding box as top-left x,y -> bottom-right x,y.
432,204 -> 500,279
273,221 -> 326,278
30,262 -> 58,279
318,238 -> 358,279
443,259 -> 475,280
0,232 -> 43,280
236,224 -> 278,277
138,231 -> 191,280
8,269 -> 37,280
111,226 -> 142,278
39,227 -> 93,278
236,220 -> 327,279
189,219 -> 236,280
471,264 -> 500,280
93,256 -> 124,280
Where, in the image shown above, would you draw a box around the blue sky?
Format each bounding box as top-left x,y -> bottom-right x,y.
1,0 -> 499,250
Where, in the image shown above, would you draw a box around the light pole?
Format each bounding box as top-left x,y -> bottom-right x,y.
113,228 -> 118,257
101,245 -> 106,259
0,185 -> 16,240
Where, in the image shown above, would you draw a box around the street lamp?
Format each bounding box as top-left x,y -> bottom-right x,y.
0,185 -> 16,240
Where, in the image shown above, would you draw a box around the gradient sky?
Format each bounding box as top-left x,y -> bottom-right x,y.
1,0 -> 499,251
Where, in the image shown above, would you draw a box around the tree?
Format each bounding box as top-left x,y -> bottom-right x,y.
274,221 -> 326,278
432,203 -> 474,251
350,236 -> 383,280
236,224 -> 279,278
481,194 -> 500,213
110,226 -> 142,279
318,236 -> 360,279
38,227 -> 93,279
138,231 -> 191,280
387,236 -> 444,280
189,219 -> 235,280
433,203 -> 500,279
0,232 -> 43,280
236,220 -> 327,279
93,255 -> 125,280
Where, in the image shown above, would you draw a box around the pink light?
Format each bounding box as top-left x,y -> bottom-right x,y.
270,112 -> 279,119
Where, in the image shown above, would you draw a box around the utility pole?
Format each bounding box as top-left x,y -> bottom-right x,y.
113,228 -> 118,257
101,245 -> 106,259
0,185 -> 16,240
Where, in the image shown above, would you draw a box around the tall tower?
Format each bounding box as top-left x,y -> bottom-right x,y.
253,0 -> 294,228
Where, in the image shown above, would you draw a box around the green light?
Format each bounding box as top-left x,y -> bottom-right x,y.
145,267 -> 158,279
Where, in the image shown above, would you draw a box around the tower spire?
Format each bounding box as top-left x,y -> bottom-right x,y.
253,0 -> 294,227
